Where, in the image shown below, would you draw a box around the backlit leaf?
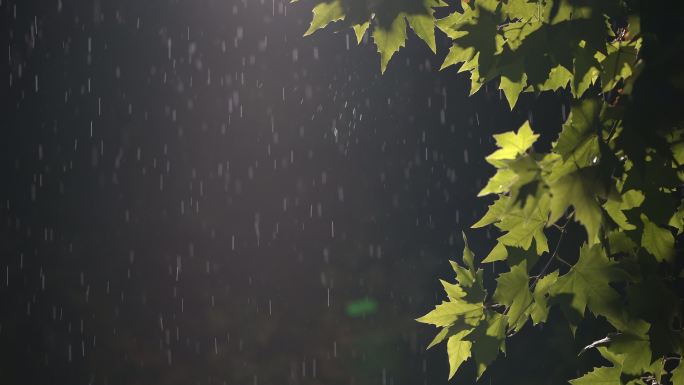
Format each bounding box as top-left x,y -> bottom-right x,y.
416,301 -> 484,327
304,1 -> 345,36
640,215 -> 675,262
569,366 -> 622,385
372,16 -> 408,73
486,121 -> 539,163
493,263 -> 532,332
447,330 -> 473,379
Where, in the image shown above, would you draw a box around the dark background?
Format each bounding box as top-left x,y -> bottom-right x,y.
3,1 -> 579,384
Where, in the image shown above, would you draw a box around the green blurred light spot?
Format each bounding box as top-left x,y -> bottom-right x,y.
346,298 -> 378,317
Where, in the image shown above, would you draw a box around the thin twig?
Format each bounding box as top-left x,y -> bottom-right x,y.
530,223 -> 567,291
503,220 -> 569,333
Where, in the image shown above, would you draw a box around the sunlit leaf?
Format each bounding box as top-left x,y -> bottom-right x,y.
548,167 -> 605,243
550,245 -> 623,328
470,312 -> 507,379
486,121 -> 539,163
672,361 -> 684,385
569,366 -> 622,385
640,215 -> 675,262
304,1 -> 345,36
530,271 -> 559,325
416,301 -> 484,327
447,330 -> 473,379
372,16 -> 408,73
493,262 -> 532,332
352,21 -> 370,44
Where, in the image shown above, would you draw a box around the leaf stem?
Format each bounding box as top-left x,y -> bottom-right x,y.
531,223 -> 567,291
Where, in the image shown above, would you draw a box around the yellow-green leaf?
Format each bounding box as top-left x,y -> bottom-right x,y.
304,1 -> 345,36
416,301 -> 484,327
530,271 -> 559,324
550,245 -> 623,329
482,242 -> 508,263
372,16 -> 408,73
440,279 -> 467,300
352,21 -> 370,44
493,263 -> 532,332
406,14 -> 437,52
603,189 -> 644,230
486,121 -> 539,163
447,330 -> 473,379
641,215 -> 675,262
470,312 -> 507,379
549,167 -> 604,243
426,326 -> 450,350
672,360 -> 684,385
569,366 -> 622,385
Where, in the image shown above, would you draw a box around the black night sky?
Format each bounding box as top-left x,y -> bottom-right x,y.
3,1 -> 572,384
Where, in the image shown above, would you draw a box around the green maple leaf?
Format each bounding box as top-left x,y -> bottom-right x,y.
502,18 -> 541,52
493,262 -> 533,332
548,166 -> 605,243
436,5 -> 479,40
495,194 -> 550,254
449,244 -> 487,303
441,7 -> 504,94
406,13 -> 437,53
469,312 -> 507,379
569,366 -> 622,385
669,201 -> 684,235
300,0 -> 449,71
597,346 -> 626,367
461,232 -> 475,269
473,192 -> 550,255
607,230 -> 637,255
501,0 -> 538,20
426,326 -> 450,350
529,270 -> 559,325
498,57 -> 527,110
303,1 -> 345,36
352,21 -> 370,44
603,189 -> 644,231
440,279 -> 467,301
672,361 -> 684,385
553,98 -> 601,162
441,44 -> 487,94
437,6 -> 483,93
472,196 -> 510,228
372,15 -> 408,73
447,329 -> 473,379
550,244 -> 623,329
640,215 -> 675,263
572,42 -> 601,97
607,333 -> 652,376
505,243 -> 541,271
486,121 -> 539,163
415,301 -> 484,327
450,260 -> 477,287
538,64 -> 573,91
600,41 -> 639,92
441,42 -> 477,70
405,0 -> 449,52
482,242 -> 508,263
478,168 -> 517,196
